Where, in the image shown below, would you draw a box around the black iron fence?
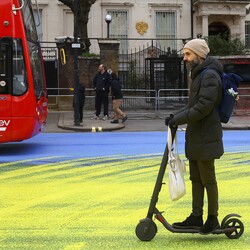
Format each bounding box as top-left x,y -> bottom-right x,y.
41,38 -> 188,92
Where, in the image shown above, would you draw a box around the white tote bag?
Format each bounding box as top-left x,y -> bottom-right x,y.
167,127 -> 186,201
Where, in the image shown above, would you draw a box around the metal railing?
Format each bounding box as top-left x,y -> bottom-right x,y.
47,87 -> 250,116
48,88 -> 188,114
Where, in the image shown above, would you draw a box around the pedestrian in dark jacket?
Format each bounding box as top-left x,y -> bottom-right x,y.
110,73 -> 127,124
165,39 -> 224,234
92,64 -> 111,120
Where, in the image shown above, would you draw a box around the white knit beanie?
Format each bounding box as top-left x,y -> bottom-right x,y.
184,39 -> 210,59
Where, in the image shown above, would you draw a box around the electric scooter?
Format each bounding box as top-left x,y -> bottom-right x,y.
135,127 -> 244,241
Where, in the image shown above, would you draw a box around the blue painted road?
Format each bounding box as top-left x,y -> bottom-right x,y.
0,131 -> 250,162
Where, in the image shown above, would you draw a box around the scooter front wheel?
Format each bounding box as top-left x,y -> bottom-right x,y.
224,218 -> 244,239
135,219 -> 157,241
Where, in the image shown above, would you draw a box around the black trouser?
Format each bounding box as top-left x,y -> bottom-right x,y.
189,159 -> 218,217
95,91 -> 109,116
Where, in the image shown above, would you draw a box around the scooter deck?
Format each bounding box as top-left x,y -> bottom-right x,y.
171,226 -> 227,235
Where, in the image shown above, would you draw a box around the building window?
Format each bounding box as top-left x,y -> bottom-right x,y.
155,11 -> 176,51
107,10 -> 128,52
63,10 -> 74,37
245,21 -> 250,48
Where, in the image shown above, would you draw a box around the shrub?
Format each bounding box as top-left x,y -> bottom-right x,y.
207,35 -> 247,56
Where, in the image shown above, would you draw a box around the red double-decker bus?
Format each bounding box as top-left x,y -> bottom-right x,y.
0,0 -> 48,143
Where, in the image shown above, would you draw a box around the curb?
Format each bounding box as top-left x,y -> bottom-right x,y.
57,113 -> 125,132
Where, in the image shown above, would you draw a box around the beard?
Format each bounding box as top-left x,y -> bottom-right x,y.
185,57 -> 199,71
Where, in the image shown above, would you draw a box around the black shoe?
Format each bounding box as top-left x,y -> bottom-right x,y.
173,214 -> 203,229
111,120 -> 118,124
122,115 -> 128,123
199,215 -> 220,235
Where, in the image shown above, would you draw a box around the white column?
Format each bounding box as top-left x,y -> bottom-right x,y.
202,15 -> 208,37
239,15 -> 245,41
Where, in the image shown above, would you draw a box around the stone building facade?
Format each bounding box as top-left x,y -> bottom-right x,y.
34,0 -> 250,53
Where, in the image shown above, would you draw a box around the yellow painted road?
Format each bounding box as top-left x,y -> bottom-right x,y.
0,152 -> 249,249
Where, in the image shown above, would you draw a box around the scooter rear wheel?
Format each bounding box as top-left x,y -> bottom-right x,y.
224,218 -> 244,239
135,219 -> 157,241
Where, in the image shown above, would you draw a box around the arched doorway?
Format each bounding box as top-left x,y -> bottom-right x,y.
209,22 -> 230,39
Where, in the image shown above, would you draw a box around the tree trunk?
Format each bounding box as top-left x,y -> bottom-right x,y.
59,0 -> 96,52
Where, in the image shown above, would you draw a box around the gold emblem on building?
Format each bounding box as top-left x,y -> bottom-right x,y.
136,22 -> 148,35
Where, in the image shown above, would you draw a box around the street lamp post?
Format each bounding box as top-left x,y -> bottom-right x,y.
73,0 -> 80,126
105,14 -> 112,38
191,0 -> 194,38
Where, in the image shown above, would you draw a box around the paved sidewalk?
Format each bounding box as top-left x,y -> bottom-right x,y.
221,115 -> 250,130
55,111 -> 250,132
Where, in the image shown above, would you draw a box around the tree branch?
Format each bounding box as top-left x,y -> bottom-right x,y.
59,0 -> 74,12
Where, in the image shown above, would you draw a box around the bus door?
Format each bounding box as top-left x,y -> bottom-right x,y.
0,38 -> 12,142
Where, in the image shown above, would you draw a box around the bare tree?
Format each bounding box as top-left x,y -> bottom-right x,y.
59,0 -> 97,52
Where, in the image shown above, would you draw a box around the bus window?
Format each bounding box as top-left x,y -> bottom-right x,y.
0,38 -> 13,95
22,0 -> 38,42
13,39 -> 28,96
0,41 -> 9,94
28,41 -> 45,99
22,0 -> 45,99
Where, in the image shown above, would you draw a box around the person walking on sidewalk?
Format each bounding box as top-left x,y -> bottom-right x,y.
165,38 -> 224,234
92,64 -> 111,120
110,72 -> 127,124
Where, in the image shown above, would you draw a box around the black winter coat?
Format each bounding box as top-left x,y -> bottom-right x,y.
110,79 -> 123,99
173,57 -> 224,160
93,71 -> 111,92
